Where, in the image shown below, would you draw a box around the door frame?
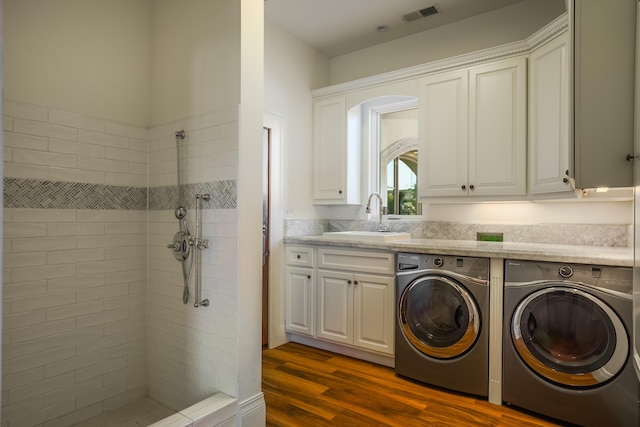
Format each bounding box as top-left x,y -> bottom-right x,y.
264,112 -> 287,348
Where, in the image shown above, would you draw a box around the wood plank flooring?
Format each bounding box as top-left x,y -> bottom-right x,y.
262,342 -> 565,427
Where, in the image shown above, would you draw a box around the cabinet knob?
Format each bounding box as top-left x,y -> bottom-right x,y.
347,280 -> 352,285
461,185 -> 466,190
563,177 -> 569,184
338,190 -> 343,194
353,280 -> 358,285
626,153 -> 635,161
469,185 -> 475,190
307,275 -> 311,279
296,254 -> 301,259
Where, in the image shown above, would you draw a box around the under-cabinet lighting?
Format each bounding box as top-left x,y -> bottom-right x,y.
595,187 -> 609,193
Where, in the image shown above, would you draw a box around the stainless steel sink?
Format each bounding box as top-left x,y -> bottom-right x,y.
322,231 -> 411,242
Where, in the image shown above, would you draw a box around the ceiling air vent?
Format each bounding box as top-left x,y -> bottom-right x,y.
402,5 -> 439,23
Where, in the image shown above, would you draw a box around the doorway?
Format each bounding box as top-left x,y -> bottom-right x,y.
262,127 -> 271,349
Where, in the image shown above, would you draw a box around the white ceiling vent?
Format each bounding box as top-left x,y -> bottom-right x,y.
402,5 -> 440,23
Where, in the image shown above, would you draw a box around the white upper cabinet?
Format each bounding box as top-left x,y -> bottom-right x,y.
418,70 -> 469,197
419,57 -> 527,199
573,0 -> 636,189
529,33 -> 572,195
312,96 -> 361,204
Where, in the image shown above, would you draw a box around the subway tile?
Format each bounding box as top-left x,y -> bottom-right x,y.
105,270 -> 147,287
77,284 -> 129,302
77,259 -> 129,276
203,107 -> 237,128
10,319 -> 76,345
47,247 -> 104,265
2,280 -> 47,301
12,236 -> 77,253
106,147 -> 148,163
11,208 -> 76,223
4,114 -> 14,130
78,129 -> 129,148
46,324 -> 104,348
12,291 -> 76,313
11,264 -> 77,283
129,161 -> 148,175
47,274 -> 105,292
10,345 -> 76,373
78,156 -> 129,173
76,331 -> 127,356
42,403 -> 103,427
47,166 -> 106,184
76,307 -> 129,329
2,339 -> 46,360
105,245 -> 146,260
45,351 -> 103,378
129,137 -> 149,152
148,123 -> 173,140
4,100 -> 48,121
46,222 -> 104,237
75,355 -> 127,382
49,138 -> 105,158
46,300 -> 103,321
4,309 -> 46,329
3,131 -> 48,150
4,252 -> 47,268
44,377 -> 102,408
1,396 -> 45,424
6,400 -> 75,426
104,172 -> 147,187
106,121 -> 148,139
77,209 -> 128,222
48,109 -> 106,132
3,366 -> 45,390
4,162 -> 49,179
77,234 -> 129,249
105,222 -> 147,235
14,118 -> 78,140
13,148 -> 77,168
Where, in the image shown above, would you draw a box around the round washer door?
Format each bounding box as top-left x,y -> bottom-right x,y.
399,275 -> 481,359
511,286 -> 628,388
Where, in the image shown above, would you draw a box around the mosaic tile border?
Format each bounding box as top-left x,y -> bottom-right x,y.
149,180 -> 237,210
3,178 -> 237,210
4,178 -> 147,210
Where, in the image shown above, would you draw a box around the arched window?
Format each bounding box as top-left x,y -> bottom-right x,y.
381,138 -> 420,215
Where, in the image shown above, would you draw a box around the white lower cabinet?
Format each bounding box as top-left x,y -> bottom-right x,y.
284,246 -> 315,336
316,248 -> 395,355
284,245 -> 396,356
316,270 -> 394,354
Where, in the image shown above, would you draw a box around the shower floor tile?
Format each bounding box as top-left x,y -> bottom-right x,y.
72,397 -> 175,427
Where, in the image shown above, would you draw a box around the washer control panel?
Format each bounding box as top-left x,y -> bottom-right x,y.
397,253 -> 489,280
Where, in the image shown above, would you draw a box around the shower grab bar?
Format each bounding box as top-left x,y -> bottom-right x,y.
194,193 -> 210,307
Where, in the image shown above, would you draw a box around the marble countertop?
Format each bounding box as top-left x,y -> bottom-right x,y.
284,236 -> 633,267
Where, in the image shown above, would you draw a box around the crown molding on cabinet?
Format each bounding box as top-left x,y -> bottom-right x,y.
311,13 -> 568,99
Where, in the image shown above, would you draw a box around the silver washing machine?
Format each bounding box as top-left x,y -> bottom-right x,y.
395,253 -> 490,397
503,260 -> 640,427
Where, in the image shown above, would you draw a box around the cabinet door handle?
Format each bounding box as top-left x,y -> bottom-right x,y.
338,190 -> 343,194
469,185 -> 474,190
627,153 -> 635,161
563,177 -> 569,184
353,280 -> 358,285
461,185 -> 466,190
307,275 -> 311,279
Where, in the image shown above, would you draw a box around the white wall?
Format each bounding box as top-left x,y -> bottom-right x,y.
2,0 -> 151,126
264,21 -> 330,220
150,0 -> 241,126
329,0 -> 566,85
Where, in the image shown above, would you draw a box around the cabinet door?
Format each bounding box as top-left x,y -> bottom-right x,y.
313,96 -> 354,204
316,270 -> 352,344
353,273 -> 394,355
285,267 -> 314,336
418,70 -> 469,197
469,57 -> 527,196
530,34 -> 571,195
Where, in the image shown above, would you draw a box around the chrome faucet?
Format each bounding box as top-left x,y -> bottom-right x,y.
366,192 -> 388,232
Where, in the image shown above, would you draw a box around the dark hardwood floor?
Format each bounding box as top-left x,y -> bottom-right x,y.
262,342 -> 564,427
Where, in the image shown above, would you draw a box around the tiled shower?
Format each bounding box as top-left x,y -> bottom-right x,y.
2,100 -> 239,426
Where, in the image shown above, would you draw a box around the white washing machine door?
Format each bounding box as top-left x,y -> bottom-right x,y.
511,286 -> 629,388
399,275 -> 481,359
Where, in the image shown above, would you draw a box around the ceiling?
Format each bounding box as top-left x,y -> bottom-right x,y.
264,0 -> 528,58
